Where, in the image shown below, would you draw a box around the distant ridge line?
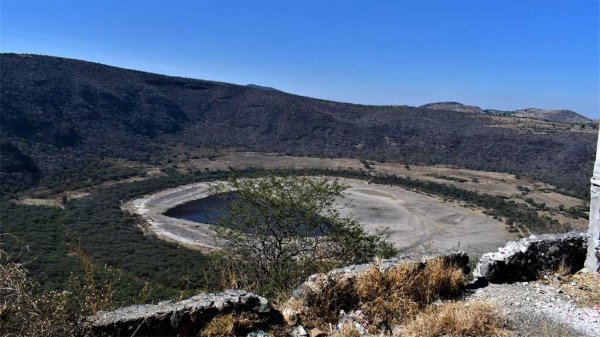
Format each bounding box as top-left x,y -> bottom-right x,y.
420,101 -> 590,124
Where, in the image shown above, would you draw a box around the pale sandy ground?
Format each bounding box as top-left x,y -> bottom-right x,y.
125,177 -> 513,254
337,179 -> 513,254
123,181 -> 226,252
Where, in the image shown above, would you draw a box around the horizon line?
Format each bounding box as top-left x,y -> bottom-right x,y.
2,51 -> 595,119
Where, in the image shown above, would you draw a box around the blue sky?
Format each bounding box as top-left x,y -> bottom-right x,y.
2,1 -> 599,118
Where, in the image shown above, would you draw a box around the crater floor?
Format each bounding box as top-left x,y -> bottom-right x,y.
125,177 -> 514,254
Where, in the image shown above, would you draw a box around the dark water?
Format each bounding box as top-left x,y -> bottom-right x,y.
164,192 -> 237,224
163,192 -> 331,235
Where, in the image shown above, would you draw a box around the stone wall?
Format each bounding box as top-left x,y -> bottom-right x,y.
474,232 -> 587,283
89,290 -> 277,337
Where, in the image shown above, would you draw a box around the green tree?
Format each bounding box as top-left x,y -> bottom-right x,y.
212,175 -> 396,295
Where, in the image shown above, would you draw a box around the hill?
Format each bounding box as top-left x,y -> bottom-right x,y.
0,53 -> 596,196
420,101 -> 484,114
421,101 -> 591,124
512,108 -> 591,124
245,84 -> 282,92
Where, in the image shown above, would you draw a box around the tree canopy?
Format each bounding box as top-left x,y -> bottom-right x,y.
212,175 -> 396,295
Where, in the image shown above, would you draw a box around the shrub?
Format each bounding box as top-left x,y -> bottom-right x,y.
0,250 -> 87,337
0,238 -> 115,337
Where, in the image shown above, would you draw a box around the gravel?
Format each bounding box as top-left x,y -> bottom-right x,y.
468,281 -> 600,336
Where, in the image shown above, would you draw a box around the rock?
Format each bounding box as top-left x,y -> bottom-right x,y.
337,310 -> 369,335
391,324 -> 404,336
292,325 -> 308,337
474,232 -> 587,283
89,290 -> 276,337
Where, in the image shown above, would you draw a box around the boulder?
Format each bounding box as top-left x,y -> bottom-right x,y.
474,232 -> 587,283
89,290 -> 275,337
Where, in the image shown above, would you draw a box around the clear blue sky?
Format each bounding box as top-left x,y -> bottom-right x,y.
2,1 -> 599,118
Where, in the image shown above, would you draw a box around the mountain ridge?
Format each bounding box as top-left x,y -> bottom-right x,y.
0,53 -> 595,196
420,101 -> 591,124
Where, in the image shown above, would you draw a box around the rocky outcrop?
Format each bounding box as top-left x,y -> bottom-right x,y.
89,290 -> 276,337
474,232 -> 587,283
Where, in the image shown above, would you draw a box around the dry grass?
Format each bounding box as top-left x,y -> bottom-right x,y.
555,260 -> 571,277
67,244 -> 114,314
540,269 -> 600,308
298,257 -> 465,331
203,314 -> 236,337
329,322 -> 362,337
0,249 -> 88,337
0,237 -> 115,337
356,258 -> 464,326
400,301 -> 509,337
202,312 -> 265,337
301,274 -> 360,327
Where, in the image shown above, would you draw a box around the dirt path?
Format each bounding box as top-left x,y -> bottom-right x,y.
469,280 -> 600,336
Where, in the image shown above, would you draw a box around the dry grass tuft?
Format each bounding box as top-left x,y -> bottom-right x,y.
356,258 -> 464,326
330,322 -> 362,337
302,275 -> 359,326
202,312 -> 265,337
202,314 -> 236,337
555,260 -> 571,277
297,257 -> 465,331
401,301 -> 509,337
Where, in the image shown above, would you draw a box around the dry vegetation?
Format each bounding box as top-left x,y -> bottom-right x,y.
484,114 -> 596,135
400,301 -> 508,337
202,312 -> 265,337
196,258 -> 509,336
355,258 -> 464,326
0,238 -> 115,337
1,246 -> 512,337
330,323 -> 363,337
540,270 -> 600,308
293,257 -> 508,336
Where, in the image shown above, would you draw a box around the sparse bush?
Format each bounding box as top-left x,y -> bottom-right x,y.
0,237 -> 115,337
360,159 -> 373,171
